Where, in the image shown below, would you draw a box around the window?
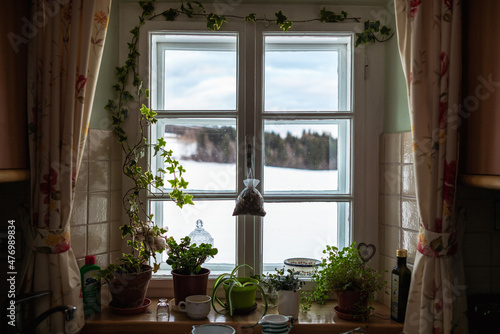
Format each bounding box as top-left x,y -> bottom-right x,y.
146,27 -> 356,277
125,3 -> 381,278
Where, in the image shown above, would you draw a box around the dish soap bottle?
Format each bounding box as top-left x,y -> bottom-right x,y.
391,249 -> 411,323
80,255 -> 101,315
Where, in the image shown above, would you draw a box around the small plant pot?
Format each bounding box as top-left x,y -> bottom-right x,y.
172,268 -> 210,304
277,290 -> 300,319
336,290 -> 370,316
223,277 -> 259,312
108,265 -> 153,309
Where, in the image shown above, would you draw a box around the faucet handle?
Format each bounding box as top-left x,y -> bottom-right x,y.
64,306 -> 77,321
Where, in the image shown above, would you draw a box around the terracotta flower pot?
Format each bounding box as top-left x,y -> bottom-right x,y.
108,265 -> 152,309
336,290 -> 369,315
172,268 -> 210,304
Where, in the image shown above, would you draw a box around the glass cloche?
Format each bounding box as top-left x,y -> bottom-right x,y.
188,219 -> 214,247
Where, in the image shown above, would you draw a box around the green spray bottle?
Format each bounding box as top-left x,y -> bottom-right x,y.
80,255 -> 101,315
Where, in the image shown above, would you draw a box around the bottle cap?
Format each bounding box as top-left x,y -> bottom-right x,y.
396,249 -> 407,257
85,255 -> 96,265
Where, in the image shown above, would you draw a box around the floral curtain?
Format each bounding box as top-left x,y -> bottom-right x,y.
394,0 -> 467,333
24,0 -> 111,332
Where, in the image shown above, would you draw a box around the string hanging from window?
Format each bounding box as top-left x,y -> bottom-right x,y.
232,136 -> 266,216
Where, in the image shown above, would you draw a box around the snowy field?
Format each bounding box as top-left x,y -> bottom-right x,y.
157,160 -> 342,273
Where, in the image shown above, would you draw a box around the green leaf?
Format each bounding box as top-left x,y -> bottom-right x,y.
245,13 -> 257,22
130,26 -> 140,38
162,8 -> 178,21
275,10 -> 287,26
381,26 -> 391,36
178,177 -> 189,189
140,104 -> 149,115
280,20 -> 293,32
207,13 -> 227,31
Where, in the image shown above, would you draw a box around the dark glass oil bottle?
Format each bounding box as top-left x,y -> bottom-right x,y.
391,249 -> 411,323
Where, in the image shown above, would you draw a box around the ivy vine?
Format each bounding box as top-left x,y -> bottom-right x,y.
145,0 -> 393,46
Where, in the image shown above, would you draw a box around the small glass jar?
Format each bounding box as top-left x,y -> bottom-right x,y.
156,298 -> 169,321
265,285 -> 278,308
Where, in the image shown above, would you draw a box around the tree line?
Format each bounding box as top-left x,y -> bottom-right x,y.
166,125 -> 337,170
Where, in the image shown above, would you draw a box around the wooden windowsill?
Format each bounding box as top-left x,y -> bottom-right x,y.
82,298 -> 404,334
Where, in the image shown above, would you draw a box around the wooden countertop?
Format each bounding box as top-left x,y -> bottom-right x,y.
82,299 -> 404,334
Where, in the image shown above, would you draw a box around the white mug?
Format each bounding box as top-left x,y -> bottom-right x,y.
178,295 -> 211,320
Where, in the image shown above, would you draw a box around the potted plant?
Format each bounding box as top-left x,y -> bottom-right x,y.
302,243 -> 386,321
263,268 -> 304,319
212,264 -> 268,317
97,90 -> 194,308
166,236 -> 218,304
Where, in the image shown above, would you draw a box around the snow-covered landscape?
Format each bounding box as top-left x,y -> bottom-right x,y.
157,159 -> 342,274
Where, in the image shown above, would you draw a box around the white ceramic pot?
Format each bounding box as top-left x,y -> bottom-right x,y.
191,324 -> 235,334
277,290 -> 300,319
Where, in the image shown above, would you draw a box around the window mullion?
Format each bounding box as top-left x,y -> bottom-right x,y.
236,21 -> 262,276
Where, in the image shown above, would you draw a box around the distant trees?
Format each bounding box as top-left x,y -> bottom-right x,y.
168,125 -> 337,170
265,130 -> 337,170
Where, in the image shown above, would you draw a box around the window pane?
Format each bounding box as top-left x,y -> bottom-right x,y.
152,118 -> 237,192
264,35 -> 349,112
161,34 -> 237,110
263,202 -> 343,272
263,120 -> 346,192
153,200 -> 236,276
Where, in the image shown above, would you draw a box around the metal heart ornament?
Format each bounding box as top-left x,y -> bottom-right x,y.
357,243 -> 376,263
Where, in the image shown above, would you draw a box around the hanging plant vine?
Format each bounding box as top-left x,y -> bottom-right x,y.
146,1 -> 393,46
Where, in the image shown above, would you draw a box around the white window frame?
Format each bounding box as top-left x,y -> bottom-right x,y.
119,3 -> 382,294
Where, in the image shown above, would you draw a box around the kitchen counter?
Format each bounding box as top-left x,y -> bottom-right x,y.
82,299 -> 404,334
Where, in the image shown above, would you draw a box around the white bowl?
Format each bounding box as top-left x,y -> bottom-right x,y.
283,257 -> 321,277
191,324 -> 235,334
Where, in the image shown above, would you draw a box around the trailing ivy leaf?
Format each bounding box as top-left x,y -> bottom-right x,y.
105,99 -> 116,110
181,2 -> 194,18
178,177 -> 189,189
369,20 -> 380,32
122,90 -> 133,102
193,1 -> 205,11
138,1 -> 155,16
275,10 -> 287,26
157,137 -> 166,147
319,7 -> 347,22
162,8 -> 178,21
275,11 -> 292,31
133,75 -> 141,87
207,13 -> 227,31
245,13 -> 257,22
130,26 -> 140,38
280,20 -> 293,31
381,25 -> 392,36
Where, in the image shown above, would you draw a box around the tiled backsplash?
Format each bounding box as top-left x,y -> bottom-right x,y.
71,128 -> 122,269
378,132 -> 500,306
457,185 -> 500,295
378,132 -> 419,307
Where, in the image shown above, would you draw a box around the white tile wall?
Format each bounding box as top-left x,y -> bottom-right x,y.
457,184 -> 500,295
72,129 -> 122,269
378,132 -> 419,306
